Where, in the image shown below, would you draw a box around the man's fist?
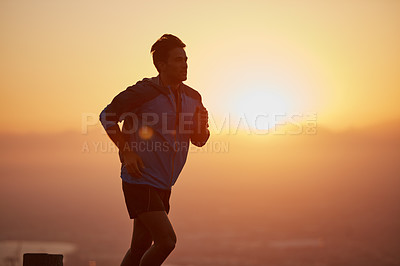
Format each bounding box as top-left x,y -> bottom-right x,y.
122,150 -> 145,178
194,106 -> 209,131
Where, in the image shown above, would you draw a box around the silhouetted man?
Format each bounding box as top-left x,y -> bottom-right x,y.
99,34 -> 210,266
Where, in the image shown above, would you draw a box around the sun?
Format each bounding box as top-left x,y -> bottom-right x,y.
230,84 -> 298,131
206,51 -> 323,135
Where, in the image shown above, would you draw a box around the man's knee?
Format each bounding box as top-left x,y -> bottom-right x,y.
161,238 -> 176,253
132,237 -> 152,251
156,235 -> 176,253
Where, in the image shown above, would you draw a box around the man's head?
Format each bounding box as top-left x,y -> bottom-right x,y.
151,34 -> 188,83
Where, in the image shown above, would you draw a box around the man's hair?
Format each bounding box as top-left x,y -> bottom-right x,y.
151,34 -> 186,72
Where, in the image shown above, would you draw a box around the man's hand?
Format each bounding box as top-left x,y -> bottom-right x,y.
122,150 -> 145,178
194,106 -> 209,131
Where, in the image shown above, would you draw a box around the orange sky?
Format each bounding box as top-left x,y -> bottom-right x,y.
1,3 -> 400,264
1,0 -> 399,133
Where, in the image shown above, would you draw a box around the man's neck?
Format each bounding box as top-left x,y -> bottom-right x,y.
159,74 -> 180,92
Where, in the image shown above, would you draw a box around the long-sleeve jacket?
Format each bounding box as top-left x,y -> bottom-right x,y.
99,75 -> 210,190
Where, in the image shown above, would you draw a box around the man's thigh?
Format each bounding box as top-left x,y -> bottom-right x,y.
131,217 -> 153,249
137,211 -> 176,243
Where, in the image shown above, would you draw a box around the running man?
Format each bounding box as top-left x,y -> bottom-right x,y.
99,34 -> 210,266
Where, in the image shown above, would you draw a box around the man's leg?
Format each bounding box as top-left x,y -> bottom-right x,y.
121,218 -> 153,266
137,211 -> 177,266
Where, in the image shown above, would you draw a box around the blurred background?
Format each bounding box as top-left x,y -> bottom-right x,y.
1,0 -> 399,265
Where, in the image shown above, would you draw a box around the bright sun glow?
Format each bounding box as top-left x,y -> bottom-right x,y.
214,50 -> 321,134
230,83 -> 299,131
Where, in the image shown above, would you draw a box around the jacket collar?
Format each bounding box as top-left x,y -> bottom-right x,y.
153,75 -> 182,94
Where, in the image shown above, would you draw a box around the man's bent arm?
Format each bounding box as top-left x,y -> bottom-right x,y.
99,106 -> 129,152
190,104 -> 210,147
104,125 -> 129,152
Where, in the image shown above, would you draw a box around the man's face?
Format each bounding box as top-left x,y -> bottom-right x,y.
160,47 -> 188,83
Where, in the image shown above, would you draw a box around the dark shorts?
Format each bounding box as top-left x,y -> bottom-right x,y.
122,181 -> 172,219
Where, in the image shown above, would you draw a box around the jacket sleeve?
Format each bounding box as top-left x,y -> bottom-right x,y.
99,84 -> 145,130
